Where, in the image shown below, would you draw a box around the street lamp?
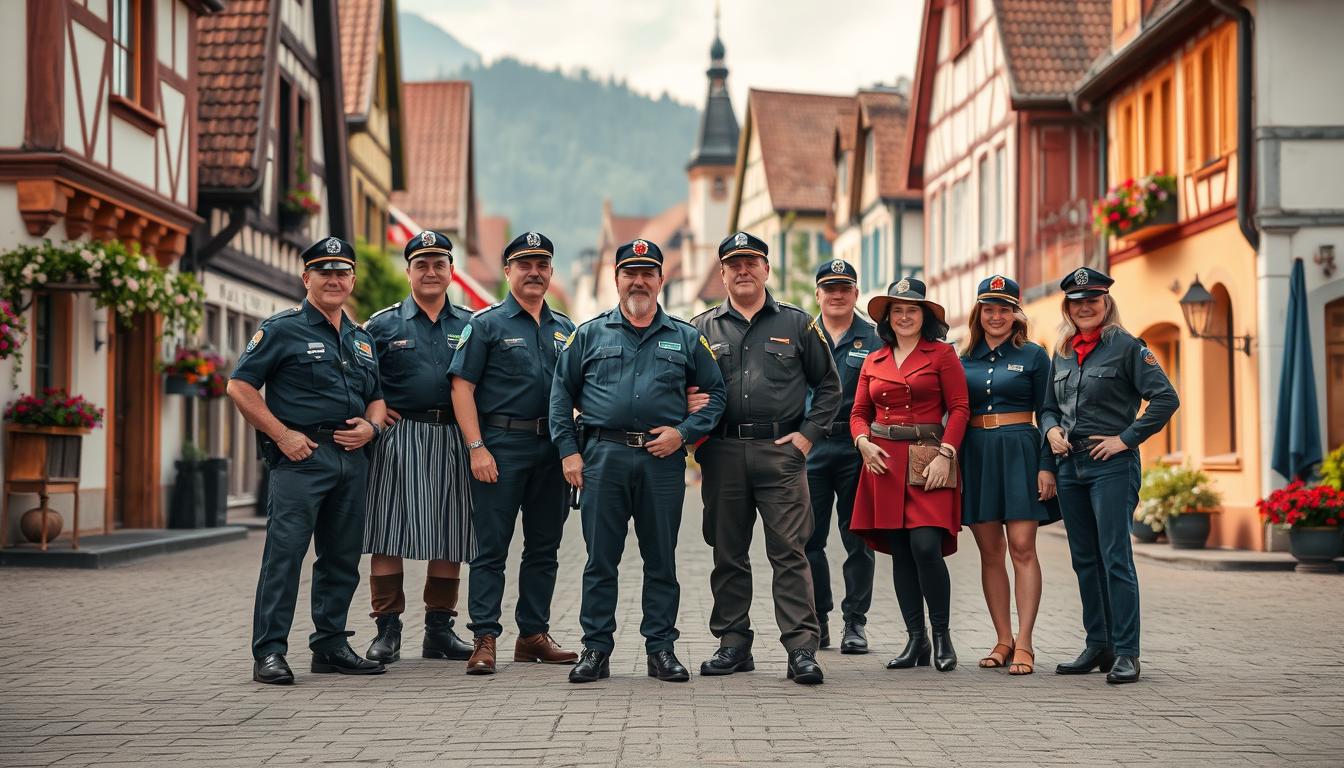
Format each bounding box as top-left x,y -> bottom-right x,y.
1179,275 -> 1252,356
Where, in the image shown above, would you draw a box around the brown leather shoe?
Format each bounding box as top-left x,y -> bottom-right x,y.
465,634 -> 496,675
514,633 -> 579,664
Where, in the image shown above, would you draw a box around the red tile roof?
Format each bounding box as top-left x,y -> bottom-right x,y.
697,262 -> 727,303
994,0 -> 1112,100
858,90 -> 917,200
748,89 -> 857,213
197,0 -> 276,189
391,81 -> 472,234
338,0 -> 381,118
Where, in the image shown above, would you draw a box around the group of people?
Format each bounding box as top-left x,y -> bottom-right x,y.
227,226 -> 1177,688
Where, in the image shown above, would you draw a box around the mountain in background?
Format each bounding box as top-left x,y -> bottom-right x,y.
397,13 -> 700,273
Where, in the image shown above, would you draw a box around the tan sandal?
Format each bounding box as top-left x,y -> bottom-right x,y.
1008,648 -> 1035,675
978,642 -> 1013,668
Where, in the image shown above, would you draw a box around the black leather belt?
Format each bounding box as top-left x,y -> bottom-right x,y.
716,420 -> 801,440
289,425 -> 345,444
591,428 -> 655,448
401,408 -> 455,425
483,414 -> 549,437
1069,438 -> 1100,454
829,420 -> 850,437
868,422 -> 943,442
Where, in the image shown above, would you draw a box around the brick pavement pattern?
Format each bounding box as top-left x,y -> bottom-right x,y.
2,487 -> 1342,767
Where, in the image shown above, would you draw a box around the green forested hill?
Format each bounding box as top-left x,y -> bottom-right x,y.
398,13 -> 700,269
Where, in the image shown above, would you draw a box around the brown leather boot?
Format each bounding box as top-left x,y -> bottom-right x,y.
466,634 -> 496,675
514,633 -> 579,664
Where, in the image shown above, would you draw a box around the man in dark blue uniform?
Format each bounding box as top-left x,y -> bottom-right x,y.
228,236 -> 387,685
804,259 -> 878,654
550,239 -> 727,683
449,232 -> 579,674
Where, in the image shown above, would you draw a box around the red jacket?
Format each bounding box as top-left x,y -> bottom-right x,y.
848,340 -> 970,555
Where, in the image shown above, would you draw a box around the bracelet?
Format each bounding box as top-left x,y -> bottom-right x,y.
854,434 -> 871,448
362,418 -> 382,440
466,439 -> 485,450
937,443 -> 956,459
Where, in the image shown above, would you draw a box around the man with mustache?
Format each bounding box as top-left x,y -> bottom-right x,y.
691,231 -> 842,684
805,259 -> 879,654
550,239 -> 727,683
360,231 -> 475,665
448,232 -> 579,674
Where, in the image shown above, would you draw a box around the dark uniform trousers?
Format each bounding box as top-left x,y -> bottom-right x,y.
700,438 -> 819,652
579,440 -> 684,653
466,427 -> 568,638
1056,449 -> 1142,657
804,435 -> 874,626
253,445 -> 368,657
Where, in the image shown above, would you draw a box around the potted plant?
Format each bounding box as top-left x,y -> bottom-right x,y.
1136,464 -> 1222,549
279,141 -> 321,231
1092,172 -> 1178,240
4,389 -> 104,543
168,441 -> 207,529
162,347 -> 225,397
0,298 -> 25,364
1257,480 -> 1344,573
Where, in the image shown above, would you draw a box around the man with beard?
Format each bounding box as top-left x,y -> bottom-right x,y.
448,232 -> 579,674
550,239 -> 727,683
228,236 -> 386,684
691,231 -> 842,685
805,259 -> 878,654
360,231 -> 475,665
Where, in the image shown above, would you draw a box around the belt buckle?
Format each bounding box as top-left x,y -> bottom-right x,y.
626,432 -> 647,448
982,413 -> 1000,429
736,423 -> 754,439
428,409 -> 445,423
533,419 -> 547,436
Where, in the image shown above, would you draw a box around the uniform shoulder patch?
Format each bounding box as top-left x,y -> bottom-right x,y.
698,334 -> 716,360
1141,348 -> 1159,366
368,303 -> 400,321
246,329 -> 265,352
562,330 -> 578,350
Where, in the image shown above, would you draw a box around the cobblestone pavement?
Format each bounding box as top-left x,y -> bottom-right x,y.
2,485 -> 1342,768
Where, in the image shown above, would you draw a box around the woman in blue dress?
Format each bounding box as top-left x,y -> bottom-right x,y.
959,275 -> 1059,676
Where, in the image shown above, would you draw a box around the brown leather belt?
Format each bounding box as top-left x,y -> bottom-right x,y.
868,422 -> 943,441
968,411 -> 1035,429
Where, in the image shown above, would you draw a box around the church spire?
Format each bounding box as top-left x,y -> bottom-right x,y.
688,2 -> 739,170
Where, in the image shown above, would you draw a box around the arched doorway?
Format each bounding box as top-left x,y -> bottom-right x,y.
1137,322 -> 1182,467
1326,297 -> 1344,451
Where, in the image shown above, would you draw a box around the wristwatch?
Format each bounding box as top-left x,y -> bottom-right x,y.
361,418 -> 382,440
937,443 -> 956,460
466,439 -> 485,450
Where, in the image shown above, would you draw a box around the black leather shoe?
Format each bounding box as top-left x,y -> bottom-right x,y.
840,621 -> 869,655
312,644 -> 387,675
787,648 -> 824,684
647,650 -> 690,682
699,646 -> 756,676
1106,655 -> 1140,684
1055,646 -> 1116,675
886,628 -> 931,669
422,611 -> 473,660
932,629 -> 957,672
818,616 -> 831,649
365,615 -> 402,663
568,648 -> 610,683
253,653 -> 294,685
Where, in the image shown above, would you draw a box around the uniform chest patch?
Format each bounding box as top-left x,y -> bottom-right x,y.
445,334 -> 462,349
1007,363 -> 1024,372
391,339 -> 414,350
769,337 -> 792,345
354,340 -> 374,359
553,331 -> 568,343
658,341 -> 683,351
306,342 -> 325,356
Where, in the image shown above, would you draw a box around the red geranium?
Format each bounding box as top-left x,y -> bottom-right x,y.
1257,481 -> 1344,528
4,389 -> 104,429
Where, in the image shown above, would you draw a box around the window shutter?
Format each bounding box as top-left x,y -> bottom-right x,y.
1182,57 -> 1199,174
1221,25 -> 1238,155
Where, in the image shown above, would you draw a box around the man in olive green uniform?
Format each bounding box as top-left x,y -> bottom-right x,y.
228,236 -> 387,685
691,231 -> 842,685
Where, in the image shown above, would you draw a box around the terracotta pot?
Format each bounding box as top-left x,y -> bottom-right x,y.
19,506 -> 64,543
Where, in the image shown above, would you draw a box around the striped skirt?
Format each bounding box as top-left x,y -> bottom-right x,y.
363,418 -> 476,562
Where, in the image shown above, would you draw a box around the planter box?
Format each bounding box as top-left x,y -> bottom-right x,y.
1289,526 -> 1343,574
1167,510 -> 1212,549
279,208 -> 310,233
164,375 -> 201,397
201,457 -> 230,527
168,460 -> 206,529
4,424 -> 87,483
1124,195 -> 1178,243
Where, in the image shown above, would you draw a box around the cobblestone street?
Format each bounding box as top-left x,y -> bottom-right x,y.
2,488 -> 1342,768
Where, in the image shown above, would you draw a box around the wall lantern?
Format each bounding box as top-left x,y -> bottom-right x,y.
92,317 -> 107,353
1178,275 -> 1252,356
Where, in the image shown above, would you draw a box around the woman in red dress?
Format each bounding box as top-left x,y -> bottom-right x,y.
849,278 -> 969,672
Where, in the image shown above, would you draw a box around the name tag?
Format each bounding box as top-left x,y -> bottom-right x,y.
502,338 -> 526,348
1007,364 -> 1024,372
658,341 -> 683,351
308,342 -> 325,350
391,339 -> 415,350
769,337 -> 792,344
848,350 -> 869,359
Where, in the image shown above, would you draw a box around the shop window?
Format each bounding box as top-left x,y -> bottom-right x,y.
1201,283 -> 1237,458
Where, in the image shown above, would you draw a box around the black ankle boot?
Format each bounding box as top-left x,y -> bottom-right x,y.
886,628 -> 931,669
365,614 -> 402,663
422,611 -> 473,660
931,629 -> 957,671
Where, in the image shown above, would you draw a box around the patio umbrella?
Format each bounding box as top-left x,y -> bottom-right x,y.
1270,258 -> 1323,481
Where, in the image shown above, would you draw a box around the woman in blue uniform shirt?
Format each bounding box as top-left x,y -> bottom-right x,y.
1041,267 -> 1178,685
959,276 -> 1059,677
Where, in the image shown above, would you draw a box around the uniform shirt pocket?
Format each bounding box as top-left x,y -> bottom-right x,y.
294,351 -> 341,389
710,342 -> 733,378
763,340 -> 798,382
495,338 -> 530,375
586,345 -> 624,386
382,340 -> 417,374
653,348 -> 688,386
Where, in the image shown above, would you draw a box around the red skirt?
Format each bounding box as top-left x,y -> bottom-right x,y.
849,434 -> 961,556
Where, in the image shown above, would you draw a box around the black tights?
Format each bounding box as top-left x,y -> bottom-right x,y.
888,527 -> 951,633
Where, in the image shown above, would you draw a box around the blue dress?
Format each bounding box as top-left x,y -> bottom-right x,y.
959,339 -> 1061,525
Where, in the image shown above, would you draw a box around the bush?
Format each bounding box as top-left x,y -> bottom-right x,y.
1135,464 -> 1221,532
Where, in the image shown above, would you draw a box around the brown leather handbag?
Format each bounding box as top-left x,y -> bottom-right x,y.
908,437 -> 958,490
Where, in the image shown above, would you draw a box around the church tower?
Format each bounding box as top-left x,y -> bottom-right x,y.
685,4 -> 739,301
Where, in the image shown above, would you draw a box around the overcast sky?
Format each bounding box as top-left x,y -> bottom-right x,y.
399,0 -> 924,107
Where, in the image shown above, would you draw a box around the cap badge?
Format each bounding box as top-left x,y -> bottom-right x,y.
734,232 -> 748,248
831,259 -> 845,274
1074,268 -> 1089,286
420,231 -> 435,247
526,232 -> 541,248
989,275 -> 1006,291
324,237 -> 342,254
632,240 -> 649,256
895,278 -> 911,295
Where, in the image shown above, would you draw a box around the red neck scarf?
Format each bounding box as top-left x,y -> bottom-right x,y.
1071,329 -> 1102,364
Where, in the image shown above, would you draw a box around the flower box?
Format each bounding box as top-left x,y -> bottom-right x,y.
1122,194 -> 1178,243
4,423 -> 87,483
1093,173 -> 1178,240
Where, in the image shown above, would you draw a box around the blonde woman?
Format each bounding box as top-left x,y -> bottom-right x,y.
1041,267 -> 1178,685
959,276 -> 1059,676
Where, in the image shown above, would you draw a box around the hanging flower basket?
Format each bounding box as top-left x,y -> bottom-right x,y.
161,347 -> 227,398
0,298 -> 26,364
1093,173 -> 1178,240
